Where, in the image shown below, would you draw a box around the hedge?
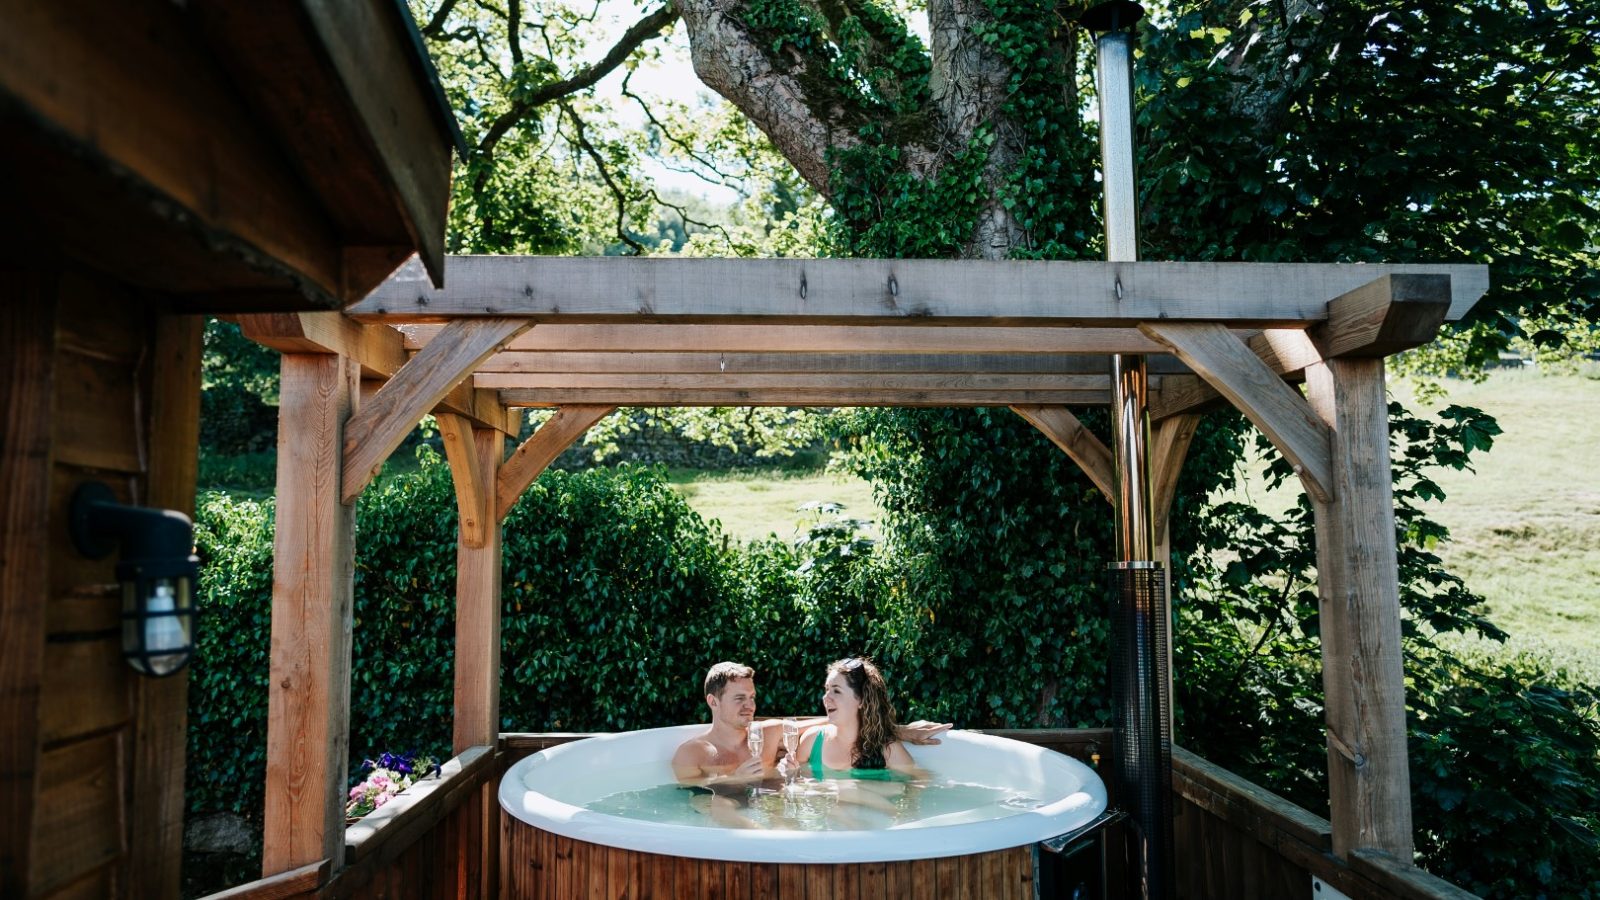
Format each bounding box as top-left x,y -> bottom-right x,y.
187,451 -> 917,821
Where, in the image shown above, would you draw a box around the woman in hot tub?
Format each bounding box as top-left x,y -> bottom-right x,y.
794,657 -> 922,816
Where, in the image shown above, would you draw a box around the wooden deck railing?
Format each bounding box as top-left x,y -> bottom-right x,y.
208,729 -> 1478,899
1171,749 -> 1477,900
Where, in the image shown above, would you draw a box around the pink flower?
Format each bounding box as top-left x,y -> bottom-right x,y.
374,793 -> 390,808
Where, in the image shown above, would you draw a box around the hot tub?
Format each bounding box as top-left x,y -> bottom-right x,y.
498,725 -> 1107,899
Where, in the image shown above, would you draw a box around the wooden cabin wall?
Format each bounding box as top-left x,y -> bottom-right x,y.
0,266 -> 201,899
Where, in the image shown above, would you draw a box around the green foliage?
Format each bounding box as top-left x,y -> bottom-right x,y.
1410,651 -> 1600,898
187,492 -> 276,818
1176,403 -> 1600,897
187,453 -> 912,820
1141,1 -> 1600,365
828,406 -> 1243,727
827,128 -> 995,258
199,319 -> 279,456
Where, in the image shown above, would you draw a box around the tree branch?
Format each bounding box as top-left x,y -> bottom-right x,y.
508,0 -> 525,66
476,4 -> 679,159
561,104 -> 646,255
643,187 -> 736,247
620,74 -> 740,186
421,0 -> 461,38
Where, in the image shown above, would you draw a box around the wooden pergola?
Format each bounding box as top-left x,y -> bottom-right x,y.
238,254 -> 1485,898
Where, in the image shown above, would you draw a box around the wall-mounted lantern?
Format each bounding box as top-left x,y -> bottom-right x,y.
69,482 -> 200,677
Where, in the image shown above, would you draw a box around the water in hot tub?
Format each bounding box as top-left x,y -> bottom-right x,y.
583,764 -> 1048,831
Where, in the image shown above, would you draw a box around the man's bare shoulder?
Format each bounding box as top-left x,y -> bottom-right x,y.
672,732 -> 718,765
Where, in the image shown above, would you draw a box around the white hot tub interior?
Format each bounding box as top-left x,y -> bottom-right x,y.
500,725 -> 1108,863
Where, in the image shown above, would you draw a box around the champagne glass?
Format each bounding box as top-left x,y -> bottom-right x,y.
782,720 -> 800,774
747,722 -> 764,763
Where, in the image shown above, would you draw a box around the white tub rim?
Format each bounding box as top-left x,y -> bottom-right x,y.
498,724 -> 1108,864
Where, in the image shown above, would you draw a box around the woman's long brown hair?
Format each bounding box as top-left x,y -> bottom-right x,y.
829,658 -> 898,768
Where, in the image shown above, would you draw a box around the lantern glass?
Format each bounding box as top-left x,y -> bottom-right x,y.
121,574 -> 195,676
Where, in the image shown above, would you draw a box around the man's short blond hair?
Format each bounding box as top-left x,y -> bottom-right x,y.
704,661 -> 755,699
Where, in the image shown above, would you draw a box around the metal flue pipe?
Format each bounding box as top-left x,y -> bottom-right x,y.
1082,4 -> 1173,899
1089,1 -> 1153,562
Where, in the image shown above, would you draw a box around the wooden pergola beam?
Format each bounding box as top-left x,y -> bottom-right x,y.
496,406 -> 616,521
1151,275 -> 1453,419
475,351 -> 1191,375
1142,323 -> 1334,503
1313,274 -> 1452,359
240,313 -> 513,432
341,319 -> 529,503
478,373 -> 1115,391
400,324 -> 1170,355
357,258 -> 1487,324
496,387 -> 1123,407
1011,406 -> 1116,502
240,313 -> 408,377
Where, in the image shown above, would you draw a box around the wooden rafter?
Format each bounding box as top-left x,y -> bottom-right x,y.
356,258 -> 1487,324
400,324 -> 1170,355
1313,274 -> 1452,359
474,351 -> 1191,375
496,387 -> 1121,408
497,406 -> 615,521
1010,406 -> 1116,502
1141,323 -> 1334,503
341,319 -> 529,503
478,373 -> 1115,391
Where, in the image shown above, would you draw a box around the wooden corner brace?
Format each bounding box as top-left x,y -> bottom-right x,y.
1140,322 -> 1334,504
496,406 -> 617,521
437,413 -> 491,548
1150,413 -> 1202,545
1011,405 -> 1116,503
341,318 -> 531,503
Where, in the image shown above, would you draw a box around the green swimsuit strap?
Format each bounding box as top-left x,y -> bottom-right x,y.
811,730 -> 901,781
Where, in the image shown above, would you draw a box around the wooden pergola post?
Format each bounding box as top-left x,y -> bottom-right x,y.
1306,357 -> 1413,859
263,353 -> 359,875
446,419 -> 503,756
443,417 -> 504,900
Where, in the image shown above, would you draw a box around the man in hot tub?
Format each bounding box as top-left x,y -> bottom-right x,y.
671,661 -> 949,789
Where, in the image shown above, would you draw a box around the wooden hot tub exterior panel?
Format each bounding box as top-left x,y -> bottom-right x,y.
501,819 -> 1034,899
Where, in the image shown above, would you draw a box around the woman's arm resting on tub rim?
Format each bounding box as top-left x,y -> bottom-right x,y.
896,721 -> 952,745
760,718 -> 950,746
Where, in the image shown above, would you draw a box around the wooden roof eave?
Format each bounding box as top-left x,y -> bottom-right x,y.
0,0 -> 456,312
192,0 -> 460,295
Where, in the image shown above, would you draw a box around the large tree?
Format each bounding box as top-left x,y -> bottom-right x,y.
418,0 -> 1596,357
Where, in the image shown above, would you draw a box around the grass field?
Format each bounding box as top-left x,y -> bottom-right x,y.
1392,370 -> 1600,681
671,369 -> 1600,682
665,465 -> 882,544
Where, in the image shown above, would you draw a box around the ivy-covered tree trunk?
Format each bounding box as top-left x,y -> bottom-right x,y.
678,0 -> 1075,259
